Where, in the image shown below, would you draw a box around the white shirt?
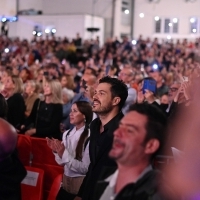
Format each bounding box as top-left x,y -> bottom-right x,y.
100,165 -> 153,200
54,126 -> 90,177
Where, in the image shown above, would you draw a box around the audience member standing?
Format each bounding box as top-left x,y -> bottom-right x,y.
24,80 -> 39,117
119,67 -> 137,113
76,76 -> 128,200
47,101 -> 93,200
2,75 -> 25,128
22,79 -> 63,139
94,104 -> 173,200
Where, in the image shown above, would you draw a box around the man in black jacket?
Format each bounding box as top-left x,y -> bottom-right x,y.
0,118 -> 27,200
75,76 -> 128,200
94,104 -> 174,200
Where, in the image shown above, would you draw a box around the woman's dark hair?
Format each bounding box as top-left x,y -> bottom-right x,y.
74,101 -> 93,160
0,93 -> 7,119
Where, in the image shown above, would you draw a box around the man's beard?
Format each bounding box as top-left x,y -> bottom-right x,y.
92,102 -> 113,115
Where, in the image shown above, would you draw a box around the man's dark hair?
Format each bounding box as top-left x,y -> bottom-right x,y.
99,76 -> 128,111
129,103 -> 167,158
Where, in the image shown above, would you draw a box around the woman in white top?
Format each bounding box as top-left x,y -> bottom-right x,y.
46,101 -> 93,200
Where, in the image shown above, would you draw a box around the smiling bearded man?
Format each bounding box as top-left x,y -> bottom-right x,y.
75,76 -> 128,200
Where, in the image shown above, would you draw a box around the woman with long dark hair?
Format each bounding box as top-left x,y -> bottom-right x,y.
46,101 -> 93,200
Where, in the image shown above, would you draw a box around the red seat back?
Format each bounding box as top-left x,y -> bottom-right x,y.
31,137 -> 63,197
21,166 -> 44,200
31,137 -> 58,165
47,174 -> 62,200
17,135 -> 32,166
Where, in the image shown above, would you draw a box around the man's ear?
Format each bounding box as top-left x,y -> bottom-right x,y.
144,139 -> 160,155
112,97 -> 121,106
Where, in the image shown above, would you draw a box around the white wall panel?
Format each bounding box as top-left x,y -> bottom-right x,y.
134,0 -> 200,40
8,15 -> 104,45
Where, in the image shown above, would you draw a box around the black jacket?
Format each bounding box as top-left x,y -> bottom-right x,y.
94,168 -> 177,200
24,99 -> 63,139
7,93 -> 26,128
0,151 -> 27,200
78,112 -> 124,200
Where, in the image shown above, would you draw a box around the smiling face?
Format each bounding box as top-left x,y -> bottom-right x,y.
119,68 -> 133,84
1,71 -> 9,84
168,83 -> 180,102
92,83 -> 114,115
4,76 -> 15,91
43,82 -> 52,96
61,76 -> 67,88
69,103 -> 85,127
25,82 -> 34,95
109,111 -> 157,166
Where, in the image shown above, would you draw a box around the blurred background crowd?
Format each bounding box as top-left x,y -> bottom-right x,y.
0,34 -> 199,130
1,33 -> 200,199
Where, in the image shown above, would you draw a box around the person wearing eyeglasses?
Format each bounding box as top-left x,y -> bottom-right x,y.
166,82 -> 181,117
119,68 -> 137,114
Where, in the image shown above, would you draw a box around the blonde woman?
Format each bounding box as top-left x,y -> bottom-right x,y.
60,74 -> 75,90
1,75 -> 25,128
24,80 -> 39,117
22,79 -> 63,139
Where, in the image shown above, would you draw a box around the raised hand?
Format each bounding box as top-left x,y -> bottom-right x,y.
46,137 -> 57,152
53,139 -> 65,158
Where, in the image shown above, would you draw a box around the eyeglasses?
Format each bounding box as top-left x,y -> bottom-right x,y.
169,87 -> 178,92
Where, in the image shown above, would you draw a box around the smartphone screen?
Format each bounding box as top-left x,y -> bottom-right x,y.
142,79 -> 157,94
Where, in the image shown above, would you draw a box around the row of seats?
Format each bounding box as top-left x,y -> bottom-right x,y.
17,134 -> 64,199
21,166 -> 62,200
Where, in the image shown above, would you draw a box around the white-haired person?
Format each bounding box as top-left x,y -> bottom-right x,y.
21,79 -> 63,139
47,101 -> 93,200
61,88 -> 75,131
24,80 -> 39,117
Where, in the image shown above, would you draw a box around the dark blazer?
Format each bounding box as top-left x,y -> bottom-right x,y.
24,99 -> 63,139
94,168 -> 176,200
78,112 -> 124,200
7,93 -> 26,128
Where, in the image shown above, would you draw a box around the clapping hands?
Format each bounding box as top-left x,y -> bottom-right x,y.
46,137 -> 65,158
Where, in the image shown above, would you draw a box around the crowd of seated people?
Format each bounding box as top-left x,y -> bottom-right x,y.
0,33 -> 200,199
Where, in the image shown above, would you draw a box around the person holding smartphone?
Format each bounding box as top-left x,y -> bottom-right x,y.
137,77 -> 160,106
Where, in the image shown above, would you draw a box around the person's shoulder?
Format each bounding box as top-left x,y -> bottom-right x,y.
53,103 -> 63,107
129,87 -> 137,92
53,103 -> 63,112
9,93 -> 25,104
98,166 -> 117,181
90,117 -> 100,127
12,93 -> 24,99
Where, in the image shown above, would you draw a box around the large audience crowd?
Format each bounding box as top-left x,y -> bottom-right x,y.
1,33 -> 200,200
